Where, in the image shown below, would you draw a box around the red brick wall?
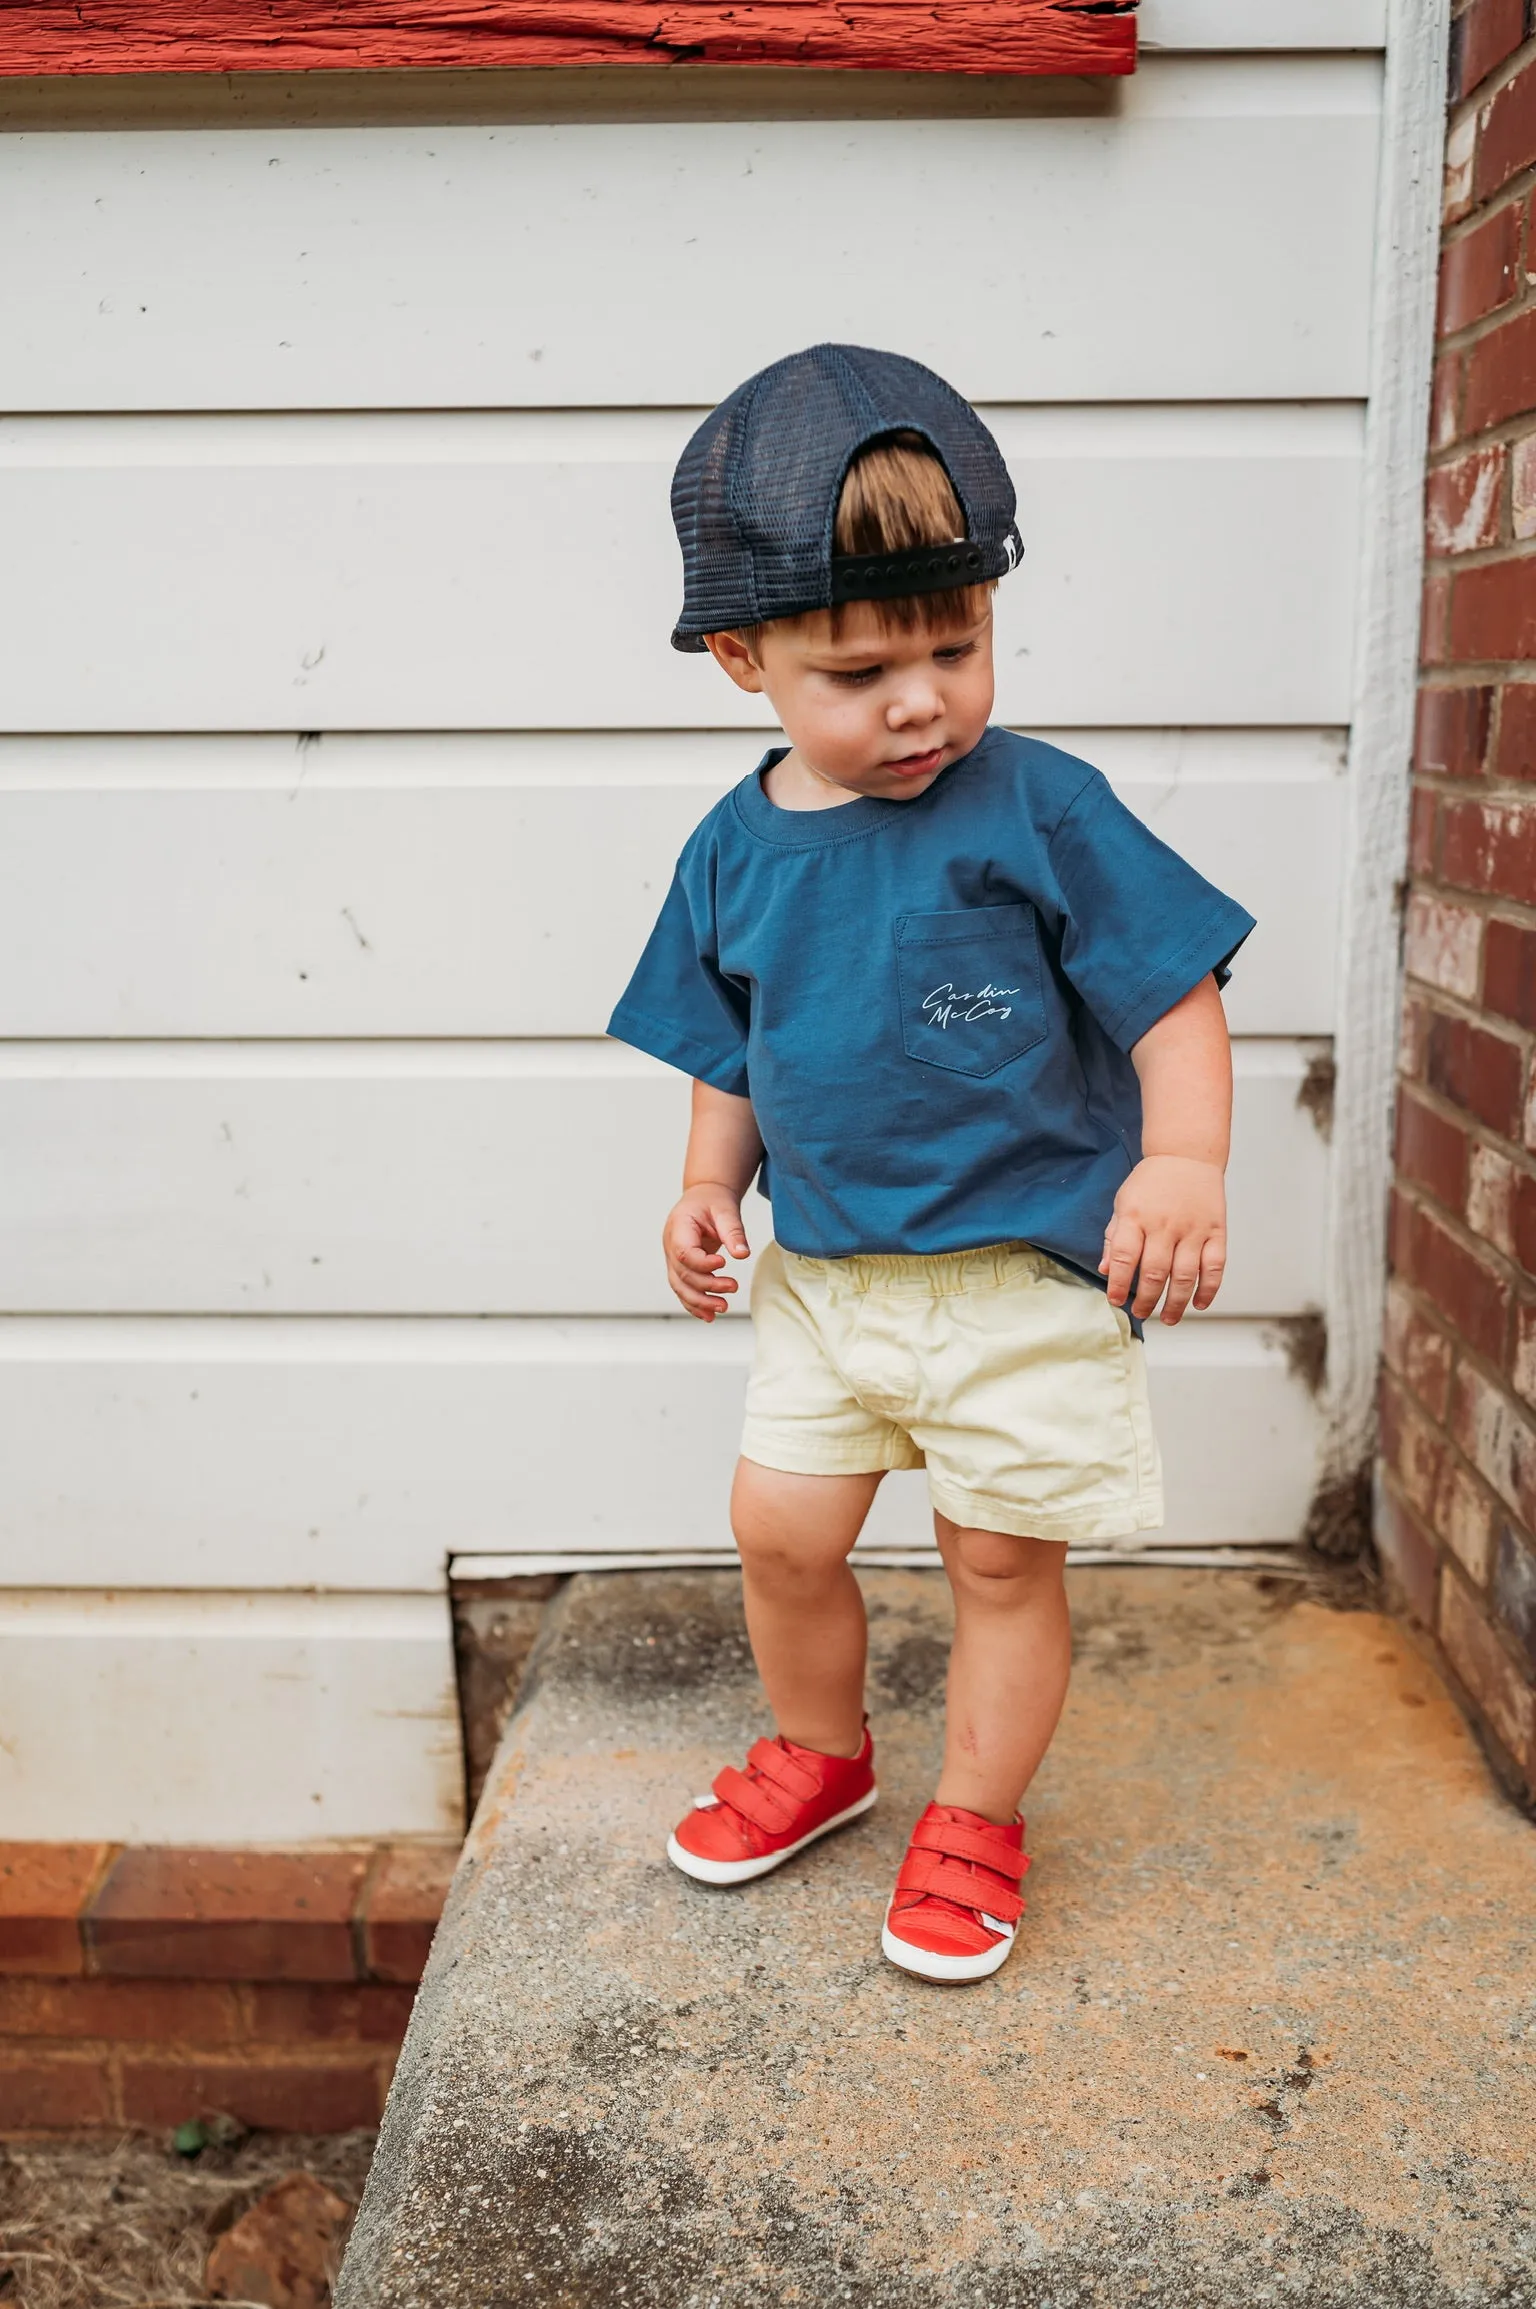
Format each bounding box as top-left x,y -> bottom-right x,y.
0,1841 -> 456,2131
1383,0 -> 1536,1801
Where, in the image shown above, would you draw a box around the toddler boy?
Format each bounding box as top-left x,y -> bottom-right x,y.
608,345 -> 1253,1983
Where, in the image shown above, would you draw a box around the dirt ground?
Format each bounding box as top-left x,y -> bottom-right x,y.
0,2129 -> 375,2309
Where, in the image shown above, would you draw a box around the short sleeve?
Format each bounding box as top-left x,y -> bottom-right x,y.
1046,773 -> 1256,1052
606,850 -> 752,1096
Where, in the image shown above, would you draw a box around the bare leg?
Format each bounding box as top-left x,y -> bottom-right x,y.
731,1457 -> 882,1758
932,1513 -> 1072,1823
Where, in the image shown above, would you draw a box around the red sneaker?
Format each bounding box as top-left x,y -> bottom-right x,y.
882,1803 -> 1030,1982
667,1727 -> 876,1885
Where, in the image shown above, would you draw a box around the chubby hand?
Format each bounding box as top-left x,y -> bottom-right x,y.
664,1184 -> 751,1321
1100,1155 -> 1227,1324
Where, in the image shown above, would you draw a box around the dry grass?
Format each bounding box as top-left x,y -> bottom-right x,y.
0,2130 -> 375,2309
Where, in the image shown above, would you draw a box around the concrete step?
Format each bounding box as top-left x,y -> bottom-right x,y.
337,1566 -> 1536,2308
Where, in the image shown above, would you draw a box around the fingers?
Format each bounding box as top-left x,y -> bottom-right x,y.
669,1199 -> 750,1260
676,1245 -> 732,1281
1157,1254 -> 1202,1327
1193,1233 -> 1227,1311
1102,1158 -> 1227,1321
676,1287 -> 731,1320
1130,1231 -> 1174,1322
1100,1215 -> 1143,1308
709,1201 -> 751,1261
662,1191 -> 751,1323
1153,1231 -> 1227,1324
668,1246 -> 737,1322
667,1261 -> 734,1320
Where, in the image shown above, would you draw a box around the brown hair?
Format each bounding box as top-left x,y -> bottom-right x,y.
737,432 -> 994,652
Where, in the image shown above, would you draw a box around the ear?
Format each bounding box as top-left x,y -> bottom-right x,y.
704,631 -> 768,695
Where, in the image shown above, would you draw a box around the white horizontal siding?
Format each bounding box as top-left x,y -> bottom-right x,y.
0,70 -> 1377,412
0,729 -> 1340,1039
0,1589 -> 462,1841
1142,0 -> 1386,46
0,1040 -> 1325,1317
0,1315 -> 1318,1590
0,405 -> 1362,730
0,35 -> 1379,1840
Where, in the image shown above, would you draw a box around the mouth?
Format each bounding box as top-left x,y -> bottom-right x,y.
885,747 -> 944,780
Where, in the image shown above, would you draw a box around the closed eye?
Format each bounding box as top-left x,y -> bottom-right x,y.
827,666 -> 882,687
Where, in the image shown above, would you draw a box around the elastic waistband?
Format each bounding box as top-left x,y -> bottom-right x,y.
781,1241 -> 1059,1299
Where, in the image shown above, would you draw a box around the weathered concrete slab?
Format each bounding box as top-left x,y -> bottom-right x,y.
339,1568 -> 1536,2307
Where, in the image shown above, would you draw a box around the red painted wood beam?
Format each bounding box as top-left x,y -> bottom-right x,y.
0,0 -> 1137,80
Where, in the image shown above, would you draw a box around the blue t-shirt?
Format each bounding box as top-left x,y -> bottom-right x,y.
607,726 -> 1255,1283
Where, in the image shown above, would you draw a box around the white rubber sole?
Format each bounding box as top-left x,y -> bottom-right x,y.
880,1903 -> 1016,1983
666,1785 -> 877,1885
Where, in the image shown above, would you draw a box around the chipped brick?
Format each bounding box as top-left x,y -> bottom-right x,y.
119,2055 -> 382,2132
1436,1457 -> 1499,1583
0,1846 -> 109,1977
1374,1483 -> 1441,1625
1448,555 -> 1536,664
88,1849 -> 371,1983
1426,1010 -> 1524,1135
1468,1139 -> 1516,1255
1394,1091 -> 1472,1212
1399,991 -> 1432,1082
1497,680 -> 1536,777
1453,0 -> 1527,100
1514,1296 -> 1536,1405
1441,1569 -> 1536,1766
1475,51 -> 1536,204
362,1845 -> 457,1984
1432,348 -> 1464,452
1380,1373 -> 1446,1516
0,2054 -> 112,2129
1428,444 -> 1506,556
0,1976 -> 240,2043
1417,683 -> 1493,778
1451,1360 -> 1536,1521
248,1981 -> 417,2046
1423,569 -> 1455,667
1484,915 -> 1536,1028
1398,1204 -> 1510,1362
1410,786 -> 1439,877
1445,107 -> 1478,226
1384,1278 -> 1455,1418
1493,1521 -> 1536,1673
1440,199 -> 1522,337
1403,891 -> 1484,999
1515,431 -> 1536,541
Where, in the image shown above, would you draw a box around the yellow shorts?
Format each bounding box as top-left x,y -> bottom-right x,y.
741,1239 -> 1163,1545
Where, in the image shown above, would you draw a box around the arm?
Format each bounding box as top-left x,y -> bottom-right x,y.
1100,974 -> 1232,1325
662,1080 -> 764,1321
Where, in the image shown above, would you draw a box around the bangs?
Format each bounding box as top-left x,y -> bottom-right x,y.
826,581 -> 993,641
729,432 -> 994,654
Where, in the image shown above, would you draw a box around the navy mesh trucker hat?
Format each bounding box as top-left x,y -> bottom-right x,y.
669,342 -> 1023,652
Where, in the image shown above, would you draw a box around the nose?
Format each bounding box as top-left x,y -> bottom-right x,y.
886,677 -> 943,731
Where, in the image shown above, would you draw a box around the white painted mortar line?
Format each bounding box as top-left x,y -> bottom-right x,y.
1322,0 -> 1450,1500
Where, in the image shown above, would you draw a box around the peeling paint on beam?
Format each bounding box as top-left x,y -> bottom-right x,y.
0,0 -> 1138,79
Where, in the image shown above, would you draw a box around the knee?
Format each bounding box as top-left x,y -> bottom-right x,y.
733,1511 -> 848,1592
942,1521 -> 1067,1600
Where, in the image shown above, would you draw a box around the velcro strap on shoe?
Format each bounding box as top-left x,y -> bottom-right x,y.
909,1818 -> 1029,1881
894,1849 -> 1026,1923
744,1737 -> 824,1803
712,1762 -> 799,1836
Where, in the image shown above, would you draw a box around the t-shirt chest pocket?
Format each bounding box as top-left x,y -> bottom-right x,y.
894,904 -> 1048,1078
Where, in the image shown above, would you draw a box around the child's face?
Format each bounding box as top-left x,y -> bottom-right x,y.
706,600 -> 995,803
